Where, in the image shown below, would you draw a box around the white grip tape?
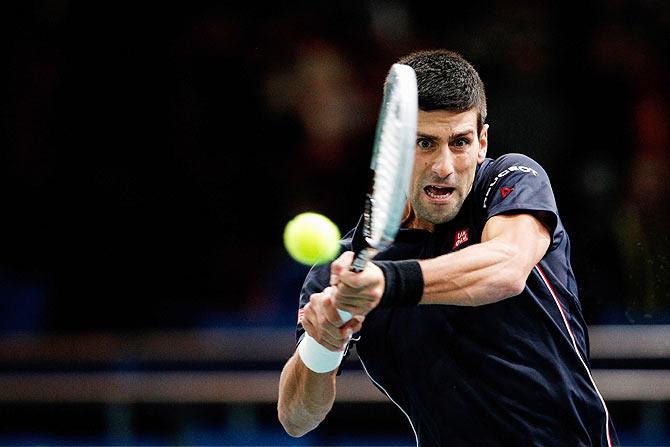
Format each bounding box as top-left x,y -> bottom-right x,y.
337,308 -> 352,323
298,309 -> 353,373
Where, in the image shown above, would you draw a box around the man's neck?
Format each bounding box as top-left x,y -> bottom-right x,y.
406,216 -> 435,232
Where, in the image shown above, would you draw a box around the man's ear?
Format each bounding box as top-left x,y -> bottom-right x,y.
478,124 -> 489,163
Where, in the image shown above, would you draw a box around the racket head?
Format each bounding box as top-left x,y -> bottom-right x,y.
365,63 -> 418,251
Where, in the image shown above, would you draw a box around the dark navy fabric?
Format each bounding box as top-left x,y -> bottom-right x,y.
295,153 -> 618,447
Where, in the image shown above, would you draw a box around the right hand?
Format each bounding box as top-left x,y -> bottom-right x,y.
330,251 -> 385,317
302,286 -> 364,352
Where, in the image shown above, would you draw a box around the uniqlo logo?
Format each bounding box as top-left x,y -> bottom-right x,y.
453,228 -> 469,249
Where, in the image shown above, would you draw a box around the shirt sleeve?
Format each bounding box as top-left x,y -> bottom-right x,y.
479,153 -> 564,249
295,262 -> 331,345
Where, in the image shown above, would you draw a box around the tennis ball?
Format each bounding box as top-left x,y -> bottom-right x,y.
284,212 -> 341,265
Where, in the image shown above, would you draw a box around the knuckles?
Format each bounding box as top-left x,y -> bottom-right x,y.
368,288 -> 382,301
342,274 -> 363,289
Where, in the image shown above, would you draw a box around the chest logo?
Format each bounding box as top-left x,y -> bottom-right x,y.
500,187 -> 514,199
453,228 -> 470,249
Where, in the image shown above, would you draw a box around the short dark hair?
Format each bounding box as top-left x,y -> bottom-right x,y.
397,49 -> 487,132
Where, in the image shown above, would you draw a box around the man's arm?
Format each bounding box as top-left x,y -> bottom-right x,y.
277,287 -> 363,436
277,352 -> 337,437
420,213 -> 551,306
331,213 -> 551,313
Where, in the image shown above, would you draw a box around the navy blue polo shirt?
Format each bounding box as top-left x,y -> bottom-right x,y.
296,153 -> 618,447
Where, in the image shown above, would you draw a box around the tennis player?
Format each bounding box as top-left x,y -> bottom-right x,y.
278,50 -> 618,446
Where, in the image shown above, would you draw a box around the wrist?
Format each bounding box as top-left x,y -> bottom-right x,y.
373,260 -> 424,307
298,335 -> 346,373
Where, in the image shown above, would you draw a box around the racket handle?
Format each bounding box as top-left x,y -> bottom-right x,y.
337,308 -> 352,322
298,308 -> 353,373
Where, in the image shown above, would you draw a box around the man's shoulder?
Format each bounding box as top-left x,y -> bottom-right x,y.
479,153 -> 544,175
475,153 -> 549,189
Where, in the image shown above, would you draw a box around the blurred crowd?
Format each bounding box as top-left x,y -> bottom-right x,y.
0,0 -> 669,333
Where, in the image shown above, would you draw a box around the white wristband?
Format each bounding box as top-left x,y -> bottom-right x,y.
297,309 -> 353,373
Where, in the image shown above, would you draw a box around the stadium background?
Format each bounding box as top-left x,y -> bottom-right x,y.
1,0 -> 669,445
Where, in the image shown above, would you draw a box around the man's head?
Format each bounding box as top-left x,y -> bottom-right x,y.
397,49 -> 487,133
398,50 -> 489,227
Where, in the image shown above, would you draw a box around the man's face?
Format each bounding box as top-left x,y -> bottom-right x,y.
409,109 -> 488,226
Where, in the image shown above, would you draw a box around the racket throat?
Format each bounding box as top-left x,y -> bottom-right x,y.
351,246 -> 379,272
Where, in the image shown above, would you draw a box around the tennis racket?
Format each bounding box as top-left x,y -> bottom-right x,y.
298,64 -> 418,373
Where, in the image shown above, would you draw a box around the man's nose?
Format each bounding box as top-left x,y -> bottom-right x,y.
431,147 -> 454,178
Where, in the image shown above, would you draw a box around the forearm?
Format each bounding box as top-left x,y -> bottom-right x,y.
277,351 -> 337,437
336,215 -> 549,310
419,238 -> 529,306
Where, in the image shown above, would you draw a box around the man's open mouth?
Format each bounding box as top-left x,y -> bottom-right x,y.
424,185 -> 455,200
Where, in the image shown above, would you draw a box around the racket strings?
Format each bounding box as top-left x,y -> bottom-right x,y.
370,99 -> 405,246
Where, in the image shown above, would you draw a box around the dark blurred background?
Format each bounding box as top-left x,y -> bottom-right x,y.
0,0 -> 669,445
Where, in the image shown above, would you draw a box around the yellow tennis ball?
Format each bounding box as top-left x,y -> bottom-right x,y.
284,212 -> 341,265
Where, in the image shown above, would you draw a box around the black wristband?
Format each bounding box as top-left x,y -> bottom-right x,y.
373,260 -> 424,307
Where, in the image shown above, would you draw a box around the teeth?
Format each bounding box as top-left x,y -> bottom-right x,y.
426,188 -> 451,198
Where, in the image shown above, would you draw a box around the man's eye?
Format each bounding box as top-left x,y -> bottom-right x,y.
453,138 -> 470,148
417,139 -> 432,149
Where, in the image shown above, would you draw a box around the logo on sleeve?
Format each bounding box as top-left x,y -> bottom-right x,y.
483,164 -> 538,208
453,228 -> 469,249
500,187 -> 514,199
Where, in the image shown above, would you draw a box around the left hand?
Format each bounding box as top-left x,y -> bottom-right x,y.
330,251 -> 385,317
301,286 -> 365,352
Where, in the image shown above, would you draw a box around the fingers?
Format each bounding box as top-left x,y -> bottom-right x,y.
302,289 -> 349,352
330,251 -> 354,286
333,282 -> 377,314
303,316 -> 344,352
301,254 -> 378,352
302,313 -> 343,352
332,261 -> 385,316
336,294 -> 377,315
338,263 -> 382,290
341,315 -> 364,335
